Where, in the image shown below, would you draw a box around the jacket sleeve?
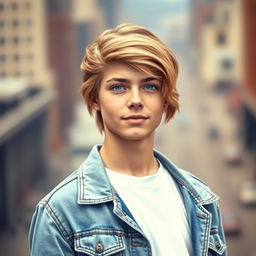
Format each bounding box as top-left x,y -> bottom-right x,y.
29,203 -> 75,256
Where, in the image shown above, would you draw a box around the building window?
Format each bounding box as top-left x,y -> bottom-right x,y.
11,2 -> 18,11
0,3 -> 4,11
217,31 -> 226,45
12,19 -> 19,27
25,18 -> 32,26
221,59 -> 233,71
0,55 -> 6,63
12,36 -> 19,44
13,54 -> 20,62
25,2 -> 31,10
0,37 -> 5,45
0,20 -> 4,28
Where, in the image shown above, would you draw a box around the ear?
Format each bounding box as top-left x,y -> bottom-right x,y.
92,99 -> 100,111
163,101 -> 168,111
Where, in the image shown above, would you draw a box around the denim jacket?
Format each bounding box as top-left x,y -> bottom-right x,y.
29,145 -> 227,256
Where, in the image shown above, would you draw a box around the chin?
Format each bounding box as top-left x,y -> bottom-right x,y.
125,136 -> 145,141
121,131 -> 154,141
105,127 -> 154,142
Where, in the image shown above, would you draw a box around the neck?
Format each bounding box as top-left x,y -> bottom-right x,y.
100,134 -> 158,177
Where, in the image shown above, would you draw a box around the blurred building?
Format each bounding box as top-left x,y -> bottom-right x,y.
191,0 -> 256,154
46,0 -> 78,146
0,0 -> 55,231
0,0 -> 52,87
189,0 -> 215,51
72,0 -> 122,73
72,0 -> 105,76
0,85 -> 53,231
241,0 -> 256,152
196,0 -> 243,89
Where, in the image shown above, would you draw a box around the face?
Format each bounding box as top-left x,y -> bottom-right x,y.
93,62 -> 166,142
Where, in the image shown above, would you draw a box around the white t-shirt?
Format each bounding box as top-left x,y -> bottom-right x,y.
106,162 -> 192,256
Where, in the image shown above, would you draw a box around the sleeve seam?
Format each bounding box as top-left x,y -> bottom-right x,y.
40,200 -> 74,249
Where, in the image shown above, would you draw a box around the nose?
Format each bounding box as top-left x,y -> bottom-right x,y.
127,88 -> 143,110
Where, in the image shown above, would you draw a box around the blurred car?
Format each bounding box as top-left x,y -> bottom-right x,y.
223,145 -> 242,165
240,181 -> 256,206
222,213 -> 242,236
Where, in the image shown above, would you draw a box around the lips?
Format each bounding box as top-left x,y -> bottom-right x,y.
122,115 -> 149,120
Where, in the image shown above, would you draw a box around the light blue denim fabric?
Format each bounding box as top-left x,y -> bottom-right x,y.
29,145 -> 227,256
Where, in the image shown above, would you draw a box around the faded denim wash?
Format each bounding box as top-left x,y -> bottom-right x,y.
29,145 -> 227,256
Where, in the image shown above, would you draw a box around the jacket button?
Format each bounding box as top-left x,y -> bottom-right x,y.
95,243 -> 104,253
215,241 -> 221,249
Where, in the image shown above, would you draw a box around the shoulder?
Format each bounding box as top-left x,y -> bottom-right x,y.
178,168 -> 209,189
176,167 -> 219,204
155,149 -> 208,187
38,168 -> 79,210
154,149 -> 219,203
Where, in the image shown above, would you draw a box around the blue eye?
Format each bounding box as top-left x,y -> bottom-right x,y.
111,85 -> 125,91
144,84 -> 157,90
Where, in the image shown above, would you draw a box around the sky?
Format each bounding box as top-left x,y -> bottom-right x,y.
120,0 -> 190,45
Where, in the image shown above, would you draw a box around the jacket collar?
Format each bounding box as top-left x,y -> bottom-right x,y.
153,150 -> 219,205
77,145 -> 114,204
77,145 -> 219,205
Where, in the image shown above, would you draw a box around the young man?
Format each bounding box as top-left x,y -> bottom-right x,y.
29,24 -> 227,255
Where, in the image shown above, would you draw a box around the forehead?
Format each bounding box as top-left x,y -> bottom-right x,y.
101,62 -> 160,83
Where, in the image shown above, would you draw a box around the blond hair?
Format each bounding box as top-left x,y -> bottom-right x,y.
80,23 -> 179,132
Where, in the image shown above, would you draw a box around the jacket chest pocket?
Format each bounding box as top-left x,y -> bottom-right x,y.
74,232 -> 125,256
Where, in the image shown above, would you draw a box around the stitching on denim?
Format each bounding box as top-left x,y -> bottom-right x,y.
114,208 -> 141,234
78,196 -> 114,204
155,151 -> 219,204
78,162 -> 114,204
40,176 -> 77,205
176,179 -> 216,256
208,234 -> 226,254
176,179 -> 202,202
42,200 -> 74,248
210,228 -> 219,235
71,229 -> 140,239
197,203 -> 211,256
78,165 -> 84,202
176,178 -> 218,206
74,230 -> 126,255
176,191 -> 212,256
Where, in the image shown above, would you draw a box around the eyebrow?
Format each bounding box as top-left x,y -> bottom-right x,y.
106,77 -> 160,83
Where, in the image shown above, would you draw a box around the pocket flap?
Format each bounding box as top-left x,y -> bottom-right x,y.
74,232 -> 125,256
209,232 -> 226,255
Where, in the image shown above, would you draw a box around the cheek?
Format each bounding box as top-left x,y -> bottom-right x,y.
151,98 -> 166,113
100,103 -> 117,121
